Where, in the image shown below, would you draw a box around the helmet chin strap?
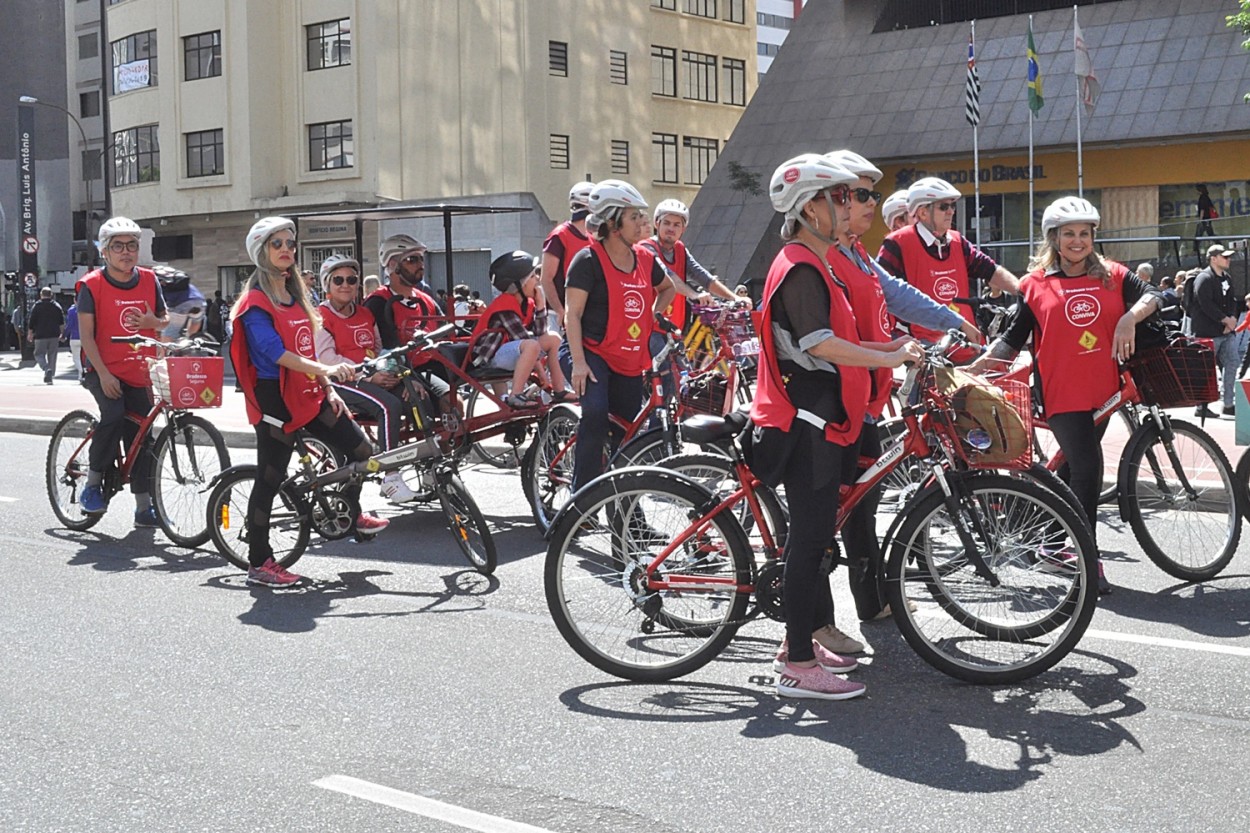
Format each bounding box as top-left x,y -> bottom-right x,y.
795,190 -> 840,249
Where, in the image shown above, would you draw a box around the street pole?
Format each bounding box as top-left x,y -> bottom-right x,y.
19,95 -> 95,254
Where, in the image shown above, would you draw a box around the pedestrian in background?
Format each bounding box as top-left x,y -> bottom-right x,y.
1189,243 -> 1244,418
64,302 -> 82,380
1135,262 -> 1154,285
27,286 -> 65,384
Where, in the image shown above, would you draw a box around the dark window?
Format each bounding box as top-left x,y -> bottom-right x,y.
652,133 -> 678,184
651,46 -> 676,96
183,31 -> 221,80
79,91 -> 101,118
308,120 -> 353,170
683,135 -> 718,185
757,12 -> 792,29
723,0 -> 745,24
609,50 -> 628,85
652,0 -> 677,10
722,58 -> 746,106
111,30 -> 158,95
682,50 -> 717,102
550,134 -> 570,169
306,19 -> 351,70
611,140 -> 630,175
78,33 -> 98,60
186,129 -> 224,177
684,0 -> 716,18
758,43 -> 781,57
152,235 -> 193,261
549,41 -> 568,77
875,0 -> 1100,32
113,124 -> 160,186
81,150 -> 102,181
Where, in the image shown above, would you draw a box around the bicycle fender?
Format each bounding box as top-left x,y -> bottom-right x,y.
542,465 -> 718,541
206,463 -> 259,491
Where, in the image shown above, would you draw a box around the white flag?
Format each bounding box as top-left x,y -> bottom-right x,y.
1073,15 -> 1100,116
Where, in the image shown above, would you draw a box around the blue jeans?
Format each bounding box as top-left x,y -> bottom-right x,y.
559,343 -> 643,491
1212,333 -> 1243,408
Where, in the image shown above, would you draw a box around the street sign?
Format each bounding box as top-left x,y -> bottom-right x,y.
23,273 -> 36,288
21,235 -> 39,255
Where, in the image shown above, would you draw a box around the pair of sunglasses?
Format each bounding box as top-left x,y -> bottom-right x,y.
330,274 -> 359,286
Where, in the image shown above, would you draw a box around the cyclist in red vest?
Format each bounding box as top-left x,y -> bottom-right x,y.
232,218 -> 389,587
75,216 -> 170,522
878,176 -> 1019,343
541,181 -> 594,333
636,199 -> 741,330
752,154 -> 922,702
561,179 -> 675,490
970,197 -> 1163,595
879,190 -> 910,233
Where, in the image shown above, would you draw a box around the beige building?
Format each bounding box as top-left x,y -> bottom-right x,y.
90,0 -> 756,297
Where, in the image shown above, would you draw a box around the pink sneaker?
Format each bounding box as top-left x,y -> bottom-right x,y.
246,557 -> 302,587
776,662 -> 866,701
356,513 -> 390,534
773,640 -> 857,674
1038,547 -> 1079,574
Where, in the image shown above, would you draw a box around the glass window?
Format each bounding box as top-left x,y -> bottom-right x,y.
183,31 -> 221,81
306,19 -> 351,70
309,120 -> 353,170
113,124 -> 160,186
549,41 -> 568,77
186,129 -> 224,177
652,0 -> 677,10
651,46 -> 676,96
78,33 -> 98,60
683,135 -> 718,185
723,0 -> 745,24
722,58 -> 746,106
611,140 -> 630,175
81,150 -> 102,182
682,50 -> 717,103
684,0 -> 716,19
79,91 -> 101,118
609,50 -> 628,85
652,133 -> 678,184
550,134 -> 570,169
111,30 -> 158,95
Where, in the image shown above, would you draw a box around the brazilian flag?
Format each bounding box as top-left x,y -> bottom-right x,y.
1027,22 -> 1044,112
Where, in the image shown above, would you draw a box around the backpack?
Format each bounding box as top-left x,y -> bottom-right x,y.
932,366 -> 1031,466
1182,275 -> 1195,313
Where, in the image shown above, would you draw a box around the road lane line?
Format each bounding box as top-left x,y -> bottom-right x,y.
1084,627 -> 1250,657
313,774 -> 555,833
0,496 -> 17,502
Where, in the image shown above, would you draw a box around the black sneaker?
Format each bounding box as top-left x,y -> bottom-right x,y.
1223,404 -> 1236,417
1194,405 -> 1220,419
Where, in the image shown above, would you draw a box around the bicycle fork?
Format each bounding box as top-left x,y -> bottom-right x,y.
932,467 -> 1001,587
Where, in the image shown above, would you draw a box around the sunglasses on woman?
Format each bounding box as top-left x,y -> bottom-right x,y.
269,238 -> 298,251
330,273 -> 359,286
850,188 -> 883,204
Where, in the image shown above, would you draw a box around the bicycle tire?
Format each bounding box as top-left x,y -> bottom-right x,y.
152,415 -> 230,547
884,472 -> 1098,684
46,409 -> 102,532
206,466 -> 310,570
437,472 -> 497,575
615,425 -> 730,468
545,468 -> 753,682
464,386 -> 523,469
1120,419 -> 1240,581
521,404 -> 580,532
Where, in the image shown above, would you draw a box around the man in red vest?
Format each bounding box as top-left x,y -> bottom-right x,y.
540,181 -> 594,333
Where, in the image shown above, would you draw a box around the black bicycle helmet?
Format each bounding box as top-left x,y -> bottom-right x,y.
490,250 -> 536,292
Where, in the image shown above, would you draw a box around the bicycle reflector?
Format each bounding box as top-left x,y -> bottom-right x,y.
220,504 -> 230,530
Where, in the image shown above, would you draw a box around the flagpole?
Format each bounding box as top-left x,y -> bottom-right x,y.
1028,15 -> 1036,249
1074,6 -> 1084,198
971,20 -> 982,256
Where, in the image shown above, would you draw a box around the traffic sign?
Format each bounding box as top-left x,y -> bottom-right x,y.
20,235 -> 38,255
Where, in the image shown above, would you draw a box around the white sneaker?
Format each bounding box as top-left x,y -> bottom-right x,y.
380,471 -> 418,503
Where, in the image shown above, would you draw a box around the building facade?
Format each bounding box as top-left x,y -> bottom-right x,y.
756,0 -> 804,79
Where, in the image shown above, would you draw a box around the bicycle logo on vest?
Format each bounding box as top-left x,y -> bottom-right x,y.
933,275 -> 959,303
295,326 -> 314,356
1064,294 -> 1100,328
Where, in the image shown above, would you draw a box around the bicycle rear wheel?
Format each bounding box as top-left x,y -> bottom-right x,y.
1121,419 -> 1240,581
46,409 -> 102,531
521,404 -> 580,532
885,472 -> 1097,684
206,467 -> 310,570
464,386 -> 524,469
437,471 -> 497,575
152,415 -> 230,547
545,469 -> 753,682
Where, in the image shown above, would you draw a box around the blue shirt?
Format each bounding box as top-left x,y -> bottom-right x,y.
841,244 -> 967,334
241,307 -> 289,379
64,305 -> 80,340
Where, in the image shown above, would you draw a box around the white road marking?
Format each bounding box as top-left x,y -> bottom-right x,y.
0,496 -> 17,502
1085,627 -> 1250,657
313,774 -> 555,833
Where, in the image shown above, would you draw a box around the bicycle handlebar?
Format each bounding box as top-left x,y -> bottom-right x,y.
355,322 -> 459,375
109,334 -> 221,354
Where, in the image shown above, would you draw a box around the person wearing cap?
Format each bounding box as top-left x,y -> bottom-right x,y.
470,251 -> 574,409
541,181 -> 595,332
879,189 -> 910,233
561,179 -> 676,491
1189,243 -> 1245,417
231,218 -> 389,588
970,196 -> 1162,595
314,253 -> 418,503
75,216 -> 169,522
878,176 -> 1019,343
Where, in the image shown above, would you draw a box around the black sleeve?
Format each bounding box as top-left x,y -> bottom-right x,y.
651,258 -> 666,286
1121,271 -> 1163,309
365,294 -> 398,348
999,297 -> 1037,352
77,285 -> 96,315
775,264 -> 833,343
564,247 -> 600,293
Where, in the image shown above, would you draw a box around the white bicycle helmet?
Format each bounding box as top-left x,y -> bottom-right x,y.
824,150 -> 883,185
96,216 -> 143,250
905,177 -> 962,215
768,153 -> 858,218
568,181 -> 594,211
319,253 -> 361,287
588,179 -> 648,218
880,190 -> 909,228
1042,196 -> 1100,236
653,198 -> 690,224
245,216 -> 296,267
378,233 -> 427,271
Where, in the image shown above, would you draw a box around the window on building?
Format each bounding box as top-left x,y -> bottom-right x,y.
683,135 -> 718,185
684,0 -> 716,18
78,33 -> 98,60
304,245 -> 356,280
875,0 -> 1101,32
549,41 -> 568,77
652,0 -> 677,10
757,12 -> 792,29
652,133 -> 678,184
550,134 -> 570,169
308,120 -> 353,170
722,58 -> 746,106
758,43 -> 781,57
723,0 -> 745,24
219,265 -> 252,298
183,31 -> 221,80
111,30 -> 158,95
152,235 -> 193,261
683,50 -> 717,103
81,150 -> 102,181
611,140 -> 630,175
186,129 -> 224,177
609,50 -> 628,85
79,91 -> 101,118
651,46 -> 676,96
113,124 -> 160,186
307,19 -> 351,70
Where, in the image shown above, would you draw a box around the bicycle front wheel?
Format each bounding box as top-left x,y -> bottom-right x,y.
1121,419 -> 1240,581
885,472 -> 1098,684
153,415 -> 231,547
46,409 -> 102,531
437,472 -> 497,575
545,469 -> 752,682
206,467 -> 310,570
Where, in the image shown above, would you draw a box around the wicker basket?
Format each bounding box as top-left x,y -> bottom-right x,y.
679,371 -> 729,416
1126,338 -> 1218,409
692,305 -> 759,357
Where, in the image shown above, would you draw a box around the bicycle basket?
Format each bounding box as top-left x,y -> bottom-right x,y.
932,366 -> 1032,469
679,371 -> 729,417
149,356 -> 225,408
696,306 -> 759,357
1125,337 -> 1218,409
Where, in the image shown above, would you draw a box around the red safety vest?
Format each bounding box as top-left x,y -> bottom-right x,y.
828,243 -> 895,419
366,284 -> 441,366
543,220 -> 591,305
583,241 -> 655,376
470,291 -> 534,344
232,289 -> 324,432
1021,263 -> 1128,417
887,224 -> 975,342
751,242 -> 870,446
637,238 -> 688,330
318,301 -> 379,363
77,267 -> 160,388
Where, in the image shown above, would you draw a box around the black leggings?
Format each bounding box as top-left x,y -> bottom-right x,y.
247,383 -> 372,568
82,371 -> 155,495
840,421 -> 887,621
1048,410 -> 1109,548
